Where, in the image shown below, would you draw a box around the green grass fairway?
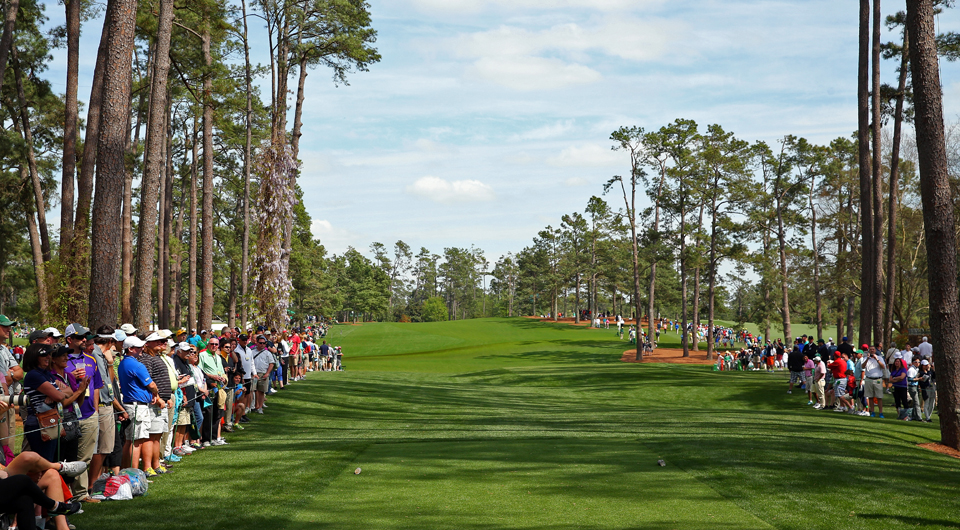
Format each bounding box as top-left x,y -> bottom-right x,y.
76,318 -> 960,530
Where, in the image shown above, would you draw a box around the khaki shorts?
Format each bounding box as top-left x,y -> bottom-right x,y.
864,378 -> 884,399
176,405 -> 192,426
148,404 -> 167,434
124,403 -> 152,441
96,405 -> 116,454
256,376 -> 271,393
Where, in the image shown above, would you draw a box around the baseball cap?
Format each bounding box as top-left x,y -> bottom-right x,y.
28,329 -> 52,342
120,323 -> 138,335
123,336 -> 146,349
921,360 -> 930,366
0,314 -> 17,326
893,352 -> 903,359
855,349 -> 864,354
201,329 -> 208,334
861,344 -> 869,350
43,327 -> 63,338
65,323 -> 90,338
178,342 -> 192,351
842,336 -> 848,342
176,328 -> 187,335
238,334 -> 249,341
144,332 -> 165,342
113,330 -> 127,342
813,355 -> 821,361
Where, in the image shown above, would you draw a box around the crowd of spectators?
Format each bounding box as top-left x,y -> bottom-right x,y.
0,314 -> 338,530
715,331 -> 938,421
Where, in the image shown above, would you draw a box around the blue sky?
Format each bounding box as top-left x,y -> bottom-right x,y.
40,0 -> 960,264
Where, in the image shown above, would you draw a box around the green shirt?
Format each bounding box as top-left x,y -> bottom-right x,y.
198,350 -> 226,380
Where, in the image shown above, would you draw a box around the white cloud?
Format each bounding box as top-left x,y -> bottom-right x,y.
547,144 -> 622,168
455,18 -> 684,63
513,120 -> 575,140
310,220 -> 361,255
406,176 -> 496,203
468,56 -> 600,90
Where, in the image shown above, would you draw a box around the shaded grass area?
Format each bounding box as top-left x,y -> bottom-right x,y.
75,318 -> 960,529
298,439 -> 774,530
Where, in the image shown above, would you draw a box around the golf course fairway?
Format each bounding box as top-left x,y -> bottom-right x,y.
76,318 -> 960,529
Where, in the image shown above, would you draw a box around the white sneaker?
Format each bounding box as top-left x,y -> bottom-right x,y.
180,444 -> 196,453
813,404 -> 822,410
59,461 -> 88,478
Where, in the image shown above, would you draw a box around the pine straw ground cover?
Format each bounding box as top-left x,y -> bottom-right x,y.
76,318 -> 959,530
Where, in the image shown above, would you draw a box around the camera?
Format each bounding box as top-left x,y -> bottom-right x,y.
1,393 -> 27,408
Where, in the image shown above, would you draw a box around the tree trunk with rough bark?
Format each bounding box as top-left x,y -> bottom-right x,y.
132,0 -> 174,332
907,0 -> 960,451
199,14 -> 215,333
60,0 -> 79,258
69,15 -> 108,323
88,0 -> 137,329
162,107 -> 174,328
241,0 -> 252,332
885,27 -> 909,348
858,0 -> 874,346
189,117 -> 198,330
648,166 -> 664,353
871,0 -> 884,345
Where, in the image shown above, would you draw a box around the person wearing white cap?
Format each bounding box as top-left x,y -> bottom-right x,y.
117,335 -> 161,473
918,359 -> 936,422
139,332 -> 173,477
42,328 -> 63,346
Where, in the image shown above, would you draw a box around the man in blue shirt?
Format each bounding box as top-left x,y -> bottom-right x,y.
118,336 -> 161,472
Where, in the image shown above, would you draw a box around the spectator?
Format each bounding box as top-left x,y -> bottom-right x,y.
117,335 -> 162,473
252,335 -> 275,414
22,344 -> 79,462
889,355 -> 910,420
919,360 -> 936,422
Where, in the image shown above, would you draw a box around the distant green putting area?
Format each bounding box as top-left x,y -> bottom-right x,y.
75,318 -> 960,530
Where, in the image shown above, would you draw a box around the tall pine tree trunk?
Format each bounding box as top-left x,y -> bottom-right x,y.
907,0 -> 960,450
240,0 -> 252,332
88,0 -> 137,329
60,0 -> 79,259
810,178 -> 823,340
648,167 -> 664,351
133,0 -> 174,332
692,203 -> 704,351
871,0 -> 884,345
858,0 -> 874,346
188,117 -> 198,330
884,27 -> 909,347
71,15 -> 108,323
162,109 -> 174,328
199,13 -> 215,332
0,0 -> 19,95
